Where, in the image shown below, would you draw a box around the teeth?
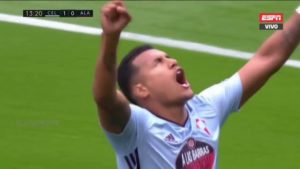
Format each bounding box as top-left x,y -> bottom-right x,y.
182,83 -> 189,88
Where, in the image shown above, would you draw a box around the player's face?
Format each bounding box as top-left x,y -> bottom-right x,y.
132,49 -> 194,105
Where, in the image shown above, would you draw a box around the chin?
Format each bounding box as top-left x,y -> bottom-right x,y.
185,93 -> 194,101
181,90 -> 194,102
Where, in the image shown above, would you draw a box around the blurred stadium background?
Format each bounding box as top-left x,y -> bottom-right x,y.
1,1 -> 300,169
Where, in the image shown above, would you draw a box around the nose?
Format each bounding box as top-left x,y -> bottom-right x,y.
168,58 -> 178,69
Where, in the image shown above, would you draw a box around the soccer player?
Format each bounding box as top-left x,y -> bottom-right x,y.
93,1 -> 300,168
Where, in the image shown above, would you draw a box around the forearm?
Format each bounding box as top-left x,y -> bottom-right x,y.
238,11 -> 300,106
256,12 -> 300,68
93,33 -> 120,104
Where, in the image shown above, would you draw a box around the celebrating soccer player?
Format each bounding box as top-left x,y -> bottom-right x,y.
93,1 -> 300,168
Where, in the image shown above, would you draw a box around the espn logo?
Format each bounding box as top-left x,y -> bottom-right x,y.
259,13 -> 283,30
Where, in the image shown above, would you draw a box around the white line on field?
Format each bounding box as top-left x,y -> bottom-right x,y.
1,13 -> 300,69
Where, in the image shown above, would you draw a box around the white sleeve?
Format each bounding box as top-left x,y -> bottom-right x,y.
197,73 -> 243,125
103,104 -> 146,155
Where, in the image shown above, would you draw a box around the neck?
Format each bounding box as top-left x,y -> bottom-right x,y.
143,101 -> 188,126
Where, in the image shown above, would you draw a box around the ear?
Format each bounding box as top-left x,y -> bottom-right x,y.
132,83 -> 149,100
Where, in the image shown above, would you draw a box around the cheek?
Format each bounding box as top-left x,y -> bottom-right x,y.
146,75 -> 176,96
143,68 -> 176,93
147,71 -> 173,87
146,76 -> 163,89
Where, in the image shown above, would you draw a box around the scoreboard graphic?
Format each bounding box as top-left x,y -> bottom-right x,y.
23,9 -> 93,17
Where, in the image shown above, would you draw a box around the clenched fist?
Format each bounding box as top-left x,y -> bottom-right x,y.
101,0 -> 131,36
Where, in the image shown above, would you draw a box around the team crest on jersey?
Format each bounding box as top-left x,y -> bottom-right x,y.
176,138 -> 215,169
196,118 -> 211,136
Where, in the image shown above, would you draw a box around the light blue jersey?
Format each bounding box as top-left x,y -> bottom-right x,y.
104,73 -> 243,169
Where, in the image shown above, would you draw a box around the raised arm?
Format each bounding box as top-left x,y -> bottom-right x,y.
239,10 -> 300,106
93,0 -> 131,133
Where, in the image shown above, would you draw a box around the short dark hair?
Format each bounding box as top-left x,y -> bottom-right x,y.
117,44 -> 154,104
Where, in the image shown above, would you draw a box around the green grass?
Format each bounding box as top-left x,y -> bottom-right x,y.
1,1 -> 300,58
1,1 -> 300,169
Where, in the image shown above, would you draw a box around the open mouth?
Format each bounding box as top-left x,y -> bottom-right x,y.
176,68 -> 190,88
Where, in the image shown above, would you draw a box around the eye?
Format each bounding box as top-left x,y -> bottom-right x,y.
155,57 -> 163,64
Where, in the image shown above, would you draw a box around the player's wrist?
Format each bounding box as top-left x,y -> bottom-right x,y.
101,32 -> 120,55
102,30 -> 121,38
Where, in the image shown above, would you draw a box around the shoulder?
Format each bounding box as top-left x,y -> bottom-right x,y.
129,104 -> 159,128
187,82 -> 224,109
129,104 -> 151,123
196,73 -> 242,103
186,74 -> 242,114
185,95 -> 217,118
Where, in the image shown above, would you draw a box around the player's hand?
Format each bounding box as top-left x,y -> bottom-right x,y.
101,0 -> 131,36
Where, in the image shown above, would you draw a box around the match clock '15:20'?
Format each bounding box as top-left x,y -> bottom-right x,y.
23,10 -> 93,17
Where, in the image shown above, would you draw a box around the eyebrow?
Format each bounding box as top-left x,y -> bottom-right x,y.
154,54 -> 171,61
149,53 -> 170,63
